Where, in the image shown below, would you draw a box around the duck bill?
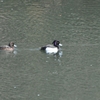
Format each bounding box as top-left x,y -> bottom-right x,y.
59,43 -> 62,46
14,44 -> 17,47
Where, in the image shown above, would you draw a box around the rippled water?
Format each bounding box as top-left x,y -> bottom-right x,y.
0,0 -> 100,100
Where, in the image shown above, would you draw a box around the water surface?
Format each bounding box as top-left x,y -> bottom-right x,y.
0,0 -> 100,100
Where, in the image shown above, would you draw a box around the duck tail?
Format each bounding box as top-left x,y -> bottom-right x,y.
40,47 -> 46,50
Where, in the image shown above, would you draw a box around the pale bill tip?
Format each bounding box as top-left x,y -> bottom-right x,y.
14,44 -> 17,47
59,43 -> 62,46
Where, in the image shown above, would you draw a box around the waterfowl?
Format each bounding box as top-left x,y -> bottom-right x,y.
40,40 -> 62,54
0,42 -> 17,51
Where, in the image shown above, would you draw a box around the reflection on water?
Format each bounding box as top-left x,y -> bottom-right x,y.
45,51 -> 63,62
0,0 -> 100,100
0,49 -> 17,56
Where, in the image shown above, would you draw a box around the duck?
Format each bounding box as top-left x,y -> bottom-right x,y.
0,42 -> 17,51
40,40 -> 62,54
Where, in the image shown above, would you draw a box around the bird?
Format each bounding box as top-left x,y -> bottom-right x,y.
40,40 -> 62,54
0,42 -> 17,51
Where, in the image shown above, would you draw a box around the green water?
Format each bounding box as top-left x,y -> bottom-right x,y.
0,0 -> 100,100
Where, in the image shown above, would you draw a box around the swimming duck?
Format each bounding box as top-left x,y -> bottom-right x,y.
40,40 -> 62,54
0,42 -> 17,51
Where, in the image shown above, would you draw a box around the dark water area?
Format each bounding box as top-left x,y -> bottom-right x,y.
0,0 -> 100,100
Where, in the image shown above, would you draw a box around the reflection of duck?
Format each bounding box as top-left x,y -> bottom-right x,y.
0,42 -> 17,51
40,40 -> 62,54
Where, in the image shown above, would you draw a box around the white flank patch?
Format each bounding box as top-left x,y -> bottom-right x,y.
46,47 -> 58,54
